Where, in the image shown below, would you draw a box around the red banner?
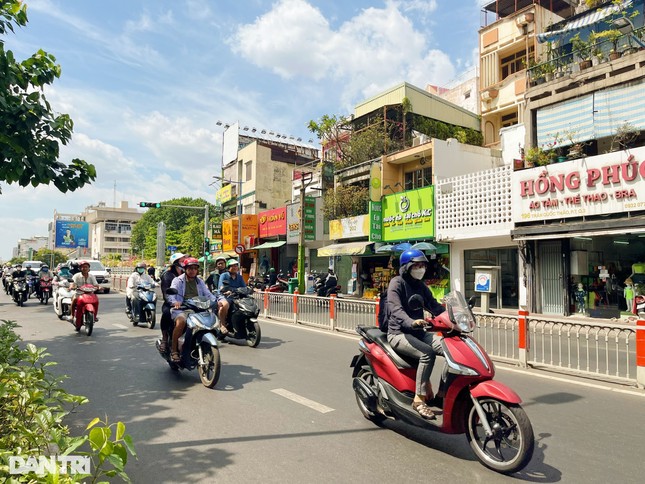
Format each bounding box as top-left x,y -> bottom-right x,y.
258,207 -> 287,238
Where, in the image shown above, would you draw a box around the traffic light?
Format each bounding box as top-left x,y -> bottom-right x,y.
139,202 -> 161,208
203,238 -> 210,255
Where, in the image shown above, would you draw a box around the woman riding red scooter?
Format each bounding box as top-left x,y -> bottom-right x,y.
351,252 -> 534,474
68,260 -> 99,336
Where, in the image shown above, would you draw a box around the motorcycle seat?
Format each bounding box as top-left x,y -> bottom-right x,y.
363,327 -> 417,369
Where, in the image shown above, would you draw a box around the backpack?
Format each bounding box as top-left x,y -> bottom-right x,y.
377,292 -> 388,332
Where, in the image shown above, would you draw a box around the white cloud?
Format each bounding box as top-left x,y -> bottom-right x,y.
232,0 -> 456,105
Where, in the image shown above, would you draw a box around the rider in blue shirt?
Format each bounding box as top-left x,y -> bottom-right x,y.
217,259 -> 246,333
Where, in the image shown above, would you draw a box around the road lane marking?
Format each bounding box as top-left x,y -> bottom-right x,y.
497,365 -> 645,397
271,388 -> 335,413
113,323 -> 128,329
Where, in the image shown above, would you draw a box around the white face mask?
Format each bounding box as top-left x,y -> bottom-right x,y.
410,267 -> 426,280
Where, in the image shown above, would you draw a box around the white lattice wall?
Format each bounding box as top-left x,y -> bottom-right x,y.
436,165 -> 513,241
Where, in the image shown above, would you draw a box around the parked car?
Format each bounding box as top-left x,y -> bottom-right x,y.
66,259 -> 112,293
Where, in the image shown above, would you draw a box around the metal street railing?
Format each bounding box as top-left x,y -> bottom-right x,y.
251,291 -> 642,387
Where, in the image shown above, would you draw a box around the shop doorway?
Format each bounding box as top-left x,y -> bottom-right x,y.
538,240 -> 565,315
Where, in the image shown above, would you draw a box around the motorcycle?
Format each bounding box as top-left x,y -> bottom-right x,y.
67,285 -> 99,336
157,289 -> 222,388
26,275 -> 38,299
4,272 -> 13,295
314,273 -> 340,297
350,291 -> 534,474
12,277 -> 28,307
127,281 -> 158,329
219,286 -> 261,347
266,272 -> 289,292
53,279 -> 74,320
38,276 -> 53,305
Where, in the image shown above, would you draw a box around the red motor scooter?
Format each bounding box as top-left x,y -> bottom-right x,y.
350,291 -> 534,474
69,285 -> 99,336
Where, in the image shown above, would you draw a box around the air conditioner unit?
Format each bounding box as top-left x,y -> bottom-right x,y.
516,12 -> 534,26
481,88 -> 499,102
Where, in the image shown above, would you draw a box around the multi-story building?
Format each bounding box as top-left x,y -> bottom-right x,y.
217,123 -> 320,279
13,236 -> 48,259
479,0 -> 578,150
511,0 -> 645,316
82,202 -> 142,260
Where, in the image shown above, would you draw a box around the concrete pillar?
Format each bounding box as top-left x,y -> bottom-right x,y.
518,309 -> 529,368
637,318 -> 645,389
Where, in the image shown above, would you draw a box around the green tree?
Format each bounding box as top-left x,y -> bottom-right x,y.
33,248 -> 66,267
322,184 -> 370,220
130,197 -> 218,259
0,0 -> 96,193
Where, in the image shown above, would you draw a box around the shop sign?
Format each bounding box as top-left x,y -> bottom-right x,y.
512,147 -> 645,223
286,198 -> 319,243
381,186 -> 434,242
211,221 -> 222,238
369,201 -> 382,241
329,215 -> 370,239
222,218 -> 238,251
240,214 -> 258,249
258,207 -> 287,238
216,184 -> 235,205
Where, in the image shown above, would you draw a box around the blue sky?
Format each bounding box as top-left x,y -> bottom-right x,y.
1,0 -> 483,260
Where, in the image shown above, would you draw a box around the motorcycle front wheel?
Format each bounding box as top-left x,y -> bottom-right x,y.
246,321 -> 261,347
41,293 -> 49,305
198,344 -> 221,389
145,309 -> 156,329
466,398 -> 534,474
84,312 -> 95,337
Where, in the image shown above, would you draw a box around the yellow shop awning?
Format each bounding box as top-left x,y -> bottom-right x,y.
317,241 -> 373,257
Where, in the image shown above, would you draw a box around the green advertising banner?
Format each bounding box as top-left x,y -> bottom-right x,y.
304,196 -> 316,241
369,201 -> 382,242
382,186 -> 434,242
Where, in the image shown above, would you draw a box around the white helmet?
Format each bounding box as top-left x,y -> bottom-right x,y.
169,252 -> 185,265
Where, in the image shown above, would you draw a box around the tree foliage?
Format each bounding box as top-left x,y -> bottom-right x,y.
322,184 -> 370,220
0,0 -> 96,193
130,197 -> 218,259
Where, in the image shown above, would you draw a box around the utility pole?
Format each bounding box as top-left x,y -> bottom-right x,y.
297,172 -> 313,293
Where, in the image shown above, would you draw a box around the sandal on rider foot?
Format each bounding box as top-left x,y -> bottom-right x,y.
413,401 -> 436,420
170,351 -> 181,363
219,325 -> 229,335
159,340 -> 169,353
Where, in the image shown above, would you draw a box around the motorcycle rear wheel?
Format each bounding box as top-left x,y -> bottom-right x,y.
354,368 -> 385,422
146,309 -> 156,329
466,398 -> 534,474
84,312 -> 94,337
41,294 -> 49,305
198,344 -> 221,388
246,321 -> 261,347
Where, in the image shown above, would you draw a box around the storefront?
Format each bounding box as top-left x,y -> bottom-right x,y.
254,207 -> 288,277
512,146 -> 645,317
221,214 -> 258,283
377,186 -> 451,300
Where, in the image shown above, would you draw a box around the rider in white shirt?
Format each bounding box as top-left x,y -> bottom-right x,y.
126,262 -> 155,320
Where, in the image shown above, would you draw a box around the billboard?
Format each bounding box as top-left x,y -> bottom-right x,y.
381,186 -> 434,242
55,220 -> 89,249
258,207 -> 287,238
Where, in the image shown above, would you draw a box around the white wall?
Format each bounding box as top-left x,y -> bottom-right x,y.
433,138 -> 502,180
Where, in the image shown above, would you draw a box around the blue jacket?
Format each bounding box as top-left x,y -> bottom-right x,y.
168,274 -> 221,306
218,272 -> 247,292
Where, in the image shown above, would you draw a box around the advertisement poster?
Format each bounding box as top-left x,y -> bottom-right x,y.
240,214 -> 258,249
55,220 -> 89,249
222,218 -> 239,252
258,207 -> 287,238
381,186 -> 434,242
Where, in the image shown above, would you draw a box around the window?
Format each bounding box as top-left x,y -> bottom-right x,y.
501,111 -> 518,128
404,167 -> 432,190
245,161 -> 253,181
500,47 -> 534,80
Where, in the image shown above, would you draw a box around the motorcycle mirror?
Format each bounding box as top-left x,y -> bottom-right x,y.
166,288 -> 178,295
408,294 -> 424,311
467,296 -> 476,309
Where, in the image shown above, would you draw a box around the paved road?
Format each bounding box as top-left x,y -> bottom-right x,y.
2,292 -> 645,483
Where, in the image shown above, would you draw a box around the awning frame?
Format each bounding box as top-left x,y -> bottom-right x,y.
252,241 -> 286,250
317,241 -> 374,257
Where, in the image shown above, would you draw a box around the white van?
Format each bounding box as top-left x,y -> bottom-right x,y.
23,260 -> 44,272
66,259 -> 111,293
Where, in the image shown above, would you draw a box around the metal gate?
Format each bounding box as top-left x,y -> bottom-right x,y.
538,241 -> 564,314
